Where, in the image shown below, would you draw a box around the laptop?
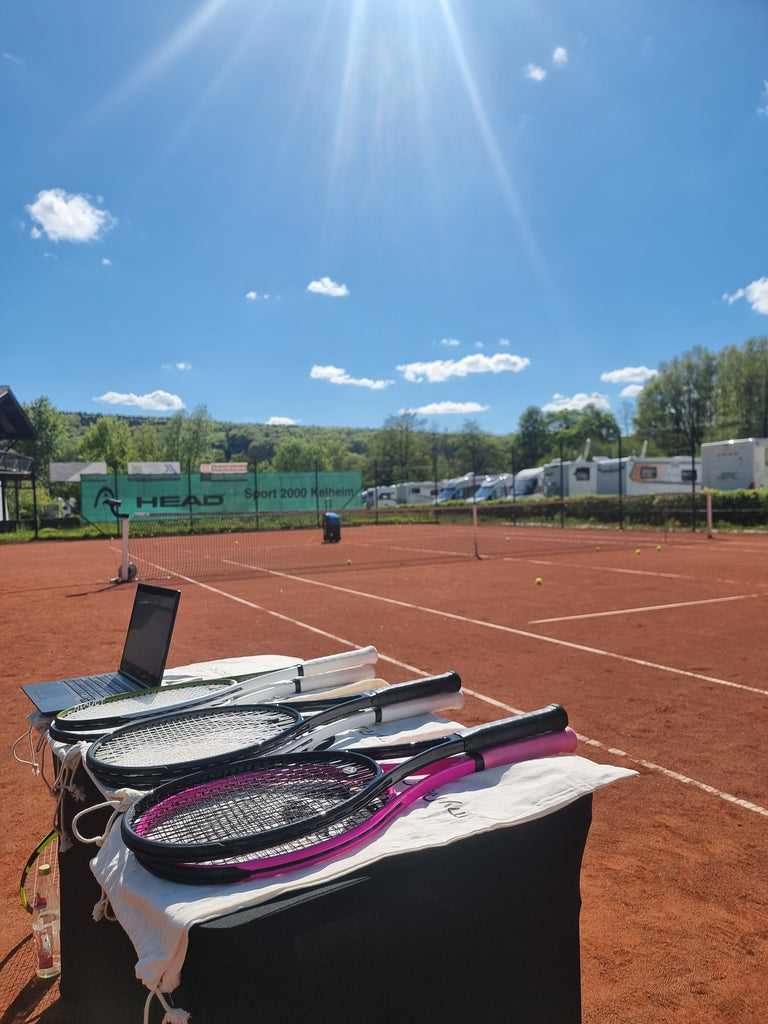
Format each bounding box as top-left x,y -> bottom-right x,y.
22,584 -> 181,715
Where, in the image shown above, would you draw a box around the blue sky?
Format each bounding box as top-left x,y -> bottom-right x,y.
2,0 -> 767,435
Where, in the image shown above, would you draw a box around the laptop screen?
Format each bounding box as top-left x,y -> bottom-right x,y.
119,584 -> 180,687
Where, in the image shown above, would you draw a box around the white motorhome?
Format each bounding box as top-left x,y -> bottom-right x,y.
394,481 -> 441,505
700,438 -> 768,491
437,473 -> 483,503
596,456 -> 700,496
501,466 -> 545,500
471,474 -> 516,502
361,485 -> 397,509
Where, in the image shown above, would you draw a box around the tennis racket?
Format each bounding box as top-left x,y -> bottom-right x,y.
20,830 -> 59,913
51,647 -> 379,737
131,727 -> 577,885
85,673 -> 463,789
121,704 -> 571,874
49,675 -> 389,746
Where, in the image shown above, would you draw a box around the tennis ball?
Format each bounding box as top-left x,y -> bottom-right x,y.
635,548 -> 641,555
535,577 -> 543,585
346,558 -> 352,565
656,545 -> 662,551
595,546 -> 600,552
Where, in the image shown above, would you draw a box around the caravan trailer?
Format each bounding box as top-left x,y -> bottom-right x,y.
361,485 -> 397,509
597,456 -> 700,496
700,438 -> 768,491
394,481 -> 441,505
542,458 -> 604,498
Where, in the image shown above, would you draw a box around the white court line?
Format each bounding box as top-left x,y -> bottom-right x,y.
531,593 -> 757,624
143,558 -> 768,819
222,559 -> 768,700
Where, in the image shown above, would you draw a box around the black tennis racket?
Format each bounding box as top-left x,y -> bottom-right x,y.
20,830 -> 59,913
121,703 -> 570,874
52,646 -> 379,737
85,673 -> 463,790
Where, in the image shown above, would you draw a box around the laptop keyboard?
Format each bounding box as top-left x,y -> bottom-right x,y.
70,674 -> 128,699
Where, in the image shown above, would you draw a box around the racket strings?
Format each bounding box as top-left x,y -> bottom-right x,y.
130,757 -> 381,846
58,683 -> 236,724
90,706 -> 299,770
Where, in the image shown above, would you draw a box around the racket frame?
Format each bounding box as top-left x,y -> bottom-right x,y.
121,703 -> 569,863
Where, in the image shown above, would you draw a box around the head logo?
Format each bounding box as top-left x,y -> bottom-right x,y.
94,485 -> 117,509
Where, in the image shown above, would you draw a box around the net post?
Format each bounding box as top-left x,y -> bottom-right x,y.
472,503 -> 480,559
706,490 -> 713,538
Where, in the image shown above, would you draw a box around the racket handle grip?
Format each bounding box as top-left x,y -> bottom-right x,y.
374,671 -> 462,707
377,690 -> 465,723
463,703 -> 569,753
302,646 -> 378,675
480,726 -> 578,771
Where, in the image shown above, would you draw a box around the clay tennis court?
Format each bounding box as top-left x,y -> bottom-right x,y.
2,523 -> 767,1023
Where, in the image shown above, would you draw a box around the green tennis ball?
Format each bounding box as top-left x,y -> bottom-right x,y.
346,558 -> 352,565
656,545 -> 661,550
635,548 -> 641,554
595,546 -> 600,551
535,577 -> 543,585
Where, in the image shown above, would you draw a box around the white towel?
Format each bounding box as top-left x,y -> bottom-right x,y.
89,754 -> 636,995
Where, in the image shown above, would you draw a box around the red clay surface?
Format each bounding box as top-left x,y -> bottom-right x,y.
2,524 -> 768,1023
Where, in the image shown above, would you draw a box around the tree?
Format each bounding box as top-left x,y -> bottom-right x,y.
161,406 -> 214,470
133,422 -> 163,462
16,396 -> 66,486
79,416 -> 136,472
634,347 -> 717,454
370,413 -> 430,481
515,406 -> 549,467
452,419 -> 505,476
272,435 -> 329,472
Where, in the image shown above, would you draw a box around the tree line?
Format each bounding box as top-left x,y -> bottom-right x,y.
15,335 -> 768,496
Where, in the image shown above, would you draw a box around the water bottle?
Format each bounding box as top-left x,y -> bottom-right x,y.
32,863 -> 61,979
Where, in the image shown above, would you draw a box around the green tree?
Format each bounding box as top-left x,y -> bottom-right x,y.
715,337 -> 768,439
452,419 -> 504,476
16,396 -> 65,486
272,435 -> 329,472
133,422 -> 163,462
370,412 -> 431,481
634,347 -> 717,454
515,406 -> 549,467
79,416 -> 136,472
161,406 -> 214,470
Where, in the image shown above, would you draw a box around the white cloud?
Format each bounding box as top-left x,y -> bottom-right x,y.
310,365 -> 393,390
307,276 -> 349,297
245,291 -> 259,301
266,416 -> 300,425
440,338 -> 460,347
601,366 -> 658,385
397,352 -> 530,383
499,338 -> 510,346
162,362 -> 191,371
553,47 -> 568,65
26,188 -> 116,243
620,384 -> 645,399
102,258 -> 112,266
723,277 -> 768,314
758,106 -> 768,118
400,402 -> 490,416
94,390 -> 185,411
542,392 -> 611,413
525,63 -> 547,81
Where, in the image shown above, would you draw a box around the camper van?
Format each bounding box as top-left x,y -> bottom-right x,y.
596,456 -> 700,496
471,474 -> 516,502
501,467 -> 545,500
700,438 -> 768,491
361,485 -> 397,509
437,473 -> 483,503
